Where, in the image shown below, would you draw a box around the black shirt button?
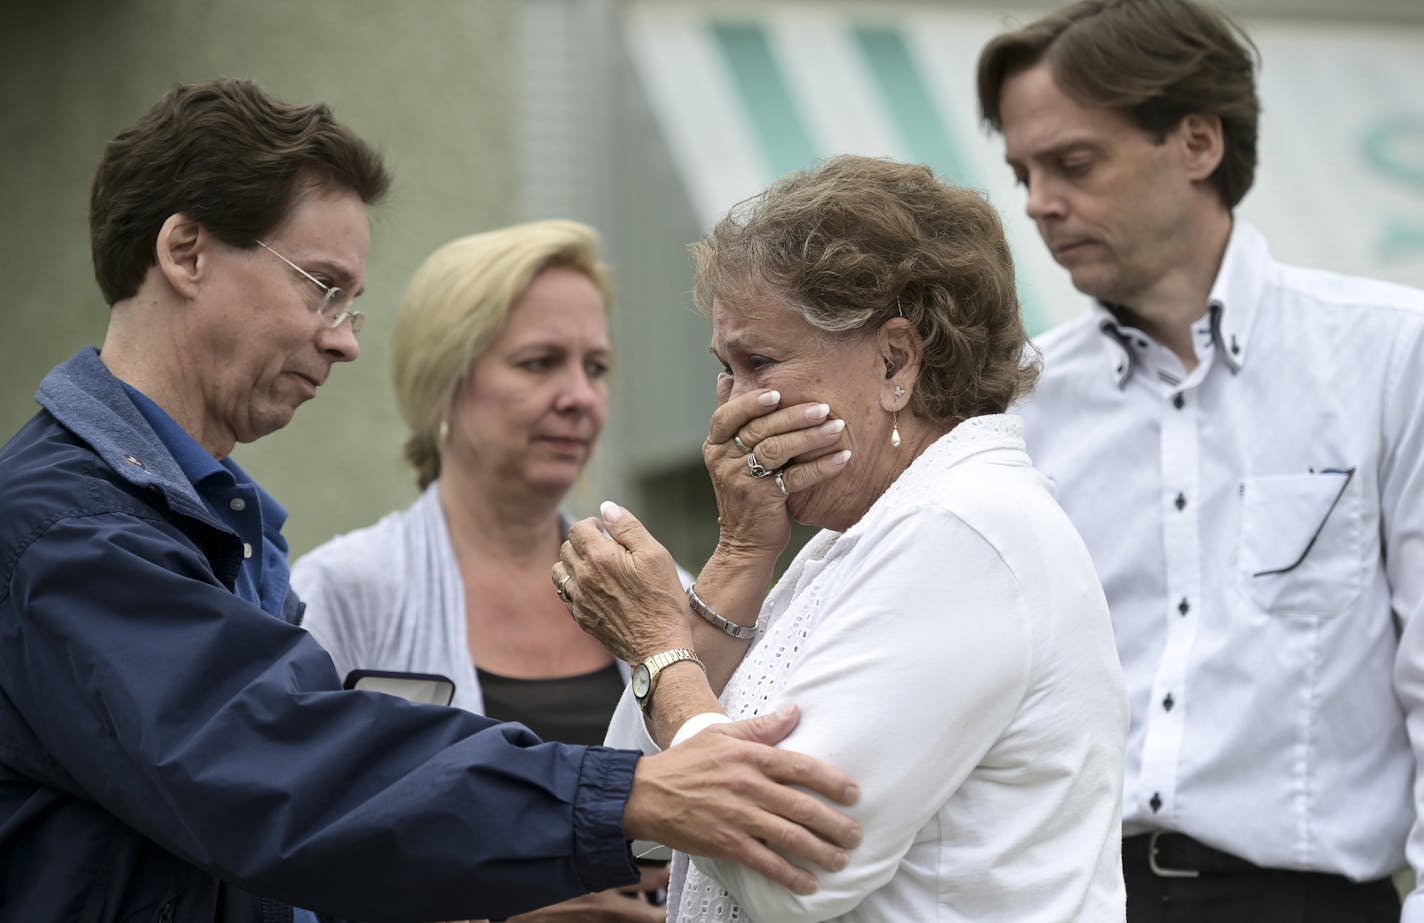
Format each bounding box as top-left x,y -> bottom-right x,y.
1150,792 -> 1163,813
1173,393 -> 1185,409
1163,693 -> 1175,712
1174,492 -> 1187,511
1178,598 -> 1190,616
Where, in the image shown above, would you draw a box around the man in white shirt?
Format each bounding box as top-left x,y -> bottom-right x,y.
976,1 -> 1424,920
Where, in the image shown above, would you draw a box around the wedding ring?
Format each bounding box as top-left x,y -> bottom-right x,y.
774,470 -> 788,496
746,451 -> 773,478
732,434 -> 752,455
555,572 -> 574,603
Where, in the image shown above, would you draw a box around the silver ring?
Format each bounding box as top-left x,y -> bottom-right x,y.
746,451 -> 773,478
774,470 -> 788,496
555,572 -> 574,603
732,434 -> 752,455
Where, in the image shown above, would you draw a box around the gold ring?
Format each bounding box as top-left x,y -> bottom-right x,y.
555,572 -> 574,603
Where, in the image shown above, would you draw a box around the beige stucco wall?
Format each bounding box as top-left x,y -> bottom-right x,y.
1,0 -> 517,556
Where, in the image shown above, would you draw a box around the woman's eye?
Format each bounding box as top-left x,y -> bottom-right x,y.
520,357 -> 553,372
586,360 -> 610,379
747,354 -> 775,372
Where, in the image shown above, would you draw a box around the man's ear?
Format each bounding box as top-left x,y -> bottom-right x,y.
876,316 -> 922,412
1178,113 -> 1225,182
154,213 -> 207,299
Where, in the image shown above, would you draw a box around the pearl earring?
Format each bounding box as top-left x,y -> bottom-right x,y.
890,385 -> 906,447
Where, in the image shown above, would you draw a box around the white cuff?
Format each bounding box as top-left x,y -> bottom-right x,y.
670,712 -> 734,747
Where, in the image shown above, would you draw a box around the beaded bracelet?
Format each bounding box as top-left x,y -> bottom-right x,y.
686,585 -> 759,640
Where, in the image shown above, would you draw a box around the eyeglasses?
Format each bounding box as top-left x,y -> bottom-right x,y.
255,240 -> 364,335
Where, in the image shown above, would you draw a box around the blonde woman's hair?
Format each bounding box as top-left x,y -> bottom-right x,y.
391,219 -> 612,488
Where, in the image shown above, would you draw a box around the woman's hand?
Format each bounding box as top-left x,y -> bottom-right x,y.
554,502 -> 692,665
704,384 -> 850,560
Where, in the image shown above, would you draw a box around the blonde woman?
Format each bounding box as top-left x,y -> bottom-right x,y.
293,220 -> 667,921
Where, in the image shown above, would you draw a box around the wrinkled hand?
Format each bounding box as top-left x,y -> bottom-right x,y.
623,704 -> 862,896
707,383 -> 849,556
555,502 -> 691,665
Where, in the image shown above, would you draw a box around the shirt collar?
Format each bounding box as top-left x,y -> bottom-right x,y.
120,382 -> 229,487
871,414 -> 1030,517
1092,219 -> 1268,387
1205,219 -> 1269,372
220,454 -> 289,535
1091,305 -> 1138,388
120,382 -> 288,533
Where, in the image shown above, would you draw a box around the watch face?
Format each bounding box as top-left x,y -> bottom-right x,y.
632,663 -> 652,700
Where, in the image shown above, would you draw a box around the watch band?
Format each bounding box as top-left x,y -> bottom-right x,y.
634,648 -> 706,712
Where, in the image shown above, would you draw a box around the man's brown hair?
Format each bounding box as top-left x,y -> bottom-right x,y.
977,0 -> 1260,209
90,78 -> 391,305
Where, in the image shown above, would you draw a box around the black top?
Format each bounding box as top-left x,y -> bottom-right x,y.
477,662 -> 626,747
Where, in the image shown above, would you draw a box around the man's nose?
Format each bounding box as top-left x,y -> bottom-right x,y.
319,319 -> 360,363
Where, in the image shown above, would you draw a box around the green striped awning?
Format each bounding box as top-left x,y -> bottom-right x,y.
625,3 -> 1424,332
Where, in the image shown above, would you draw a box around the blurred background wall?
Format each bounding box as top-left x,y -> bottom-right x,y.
1,0 -> 518,554
4,0 -> 1423,574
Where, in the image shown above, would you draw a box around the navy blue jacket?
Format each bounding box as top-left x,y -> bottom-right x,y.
0,349 -> 641,923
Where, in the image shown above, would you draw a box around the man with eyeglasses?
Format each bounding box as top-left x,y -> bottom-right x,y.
977,1 -> 1424,920
0,78 -> 861,923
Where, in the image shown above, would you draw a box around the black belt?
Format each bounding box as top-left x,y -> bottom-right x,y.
1124,832 -> 1285,879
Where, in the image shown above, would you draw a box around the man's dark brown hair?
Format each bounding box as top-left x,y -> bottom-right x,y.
978,0 -> 1260,209
90,78 -> 391,305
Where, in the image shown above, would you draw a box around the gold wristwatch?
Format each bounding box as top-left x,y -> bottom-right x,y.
632,648 -> 705,712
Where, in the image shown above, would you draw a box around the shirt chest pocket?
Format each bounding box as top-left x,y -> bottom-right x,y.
1236,469 -> 1363,617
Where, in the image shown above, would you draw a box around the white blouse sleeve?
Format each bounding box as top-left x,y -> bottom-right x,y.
691,508 -> 1034,921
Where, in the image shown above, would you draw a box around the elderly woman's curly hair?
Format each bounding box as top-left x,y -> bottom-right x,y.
691,155 -> 1038,424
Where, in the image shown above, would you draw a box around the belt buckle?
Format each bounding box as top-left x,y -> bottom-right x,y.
1148,830 -> 1201,879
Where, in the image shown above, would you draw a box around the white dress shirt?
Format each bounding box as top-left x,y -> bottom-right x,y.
1017,221 -> 1424,915
608,415 -> 1128,922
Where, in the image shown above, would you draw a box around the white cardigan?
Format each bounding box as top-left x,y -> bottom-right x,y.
607,414 -> 1128,923
291,483 -> 630,715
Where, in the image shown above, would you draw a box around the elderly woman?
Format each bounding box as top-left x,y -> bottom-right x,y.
292,220 -> 666,921
554,156 -> 1128,922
